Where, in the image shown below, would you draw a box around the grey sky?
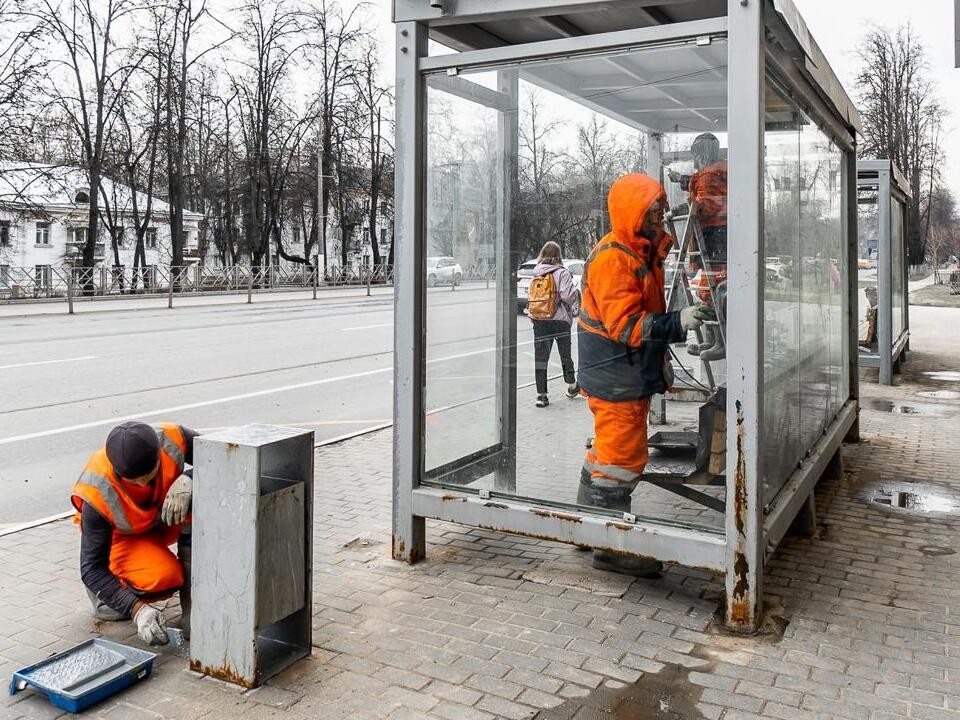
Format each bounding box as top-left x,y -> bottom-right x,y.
371,1 -> 957,192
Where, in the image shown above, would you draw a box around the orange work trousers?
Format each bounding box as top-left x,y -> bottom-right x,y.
584,395 -> 650,485
109,523 -> 184,600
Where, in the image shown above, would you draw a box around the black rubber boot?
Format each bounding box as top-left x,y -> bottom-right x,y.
577,469 -> 663,578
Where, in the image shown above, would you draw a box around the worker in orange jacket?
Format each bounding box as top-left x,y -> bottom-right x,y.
577,173 -> 709,576
71,421 -> 197,645
671,133 -> 727,360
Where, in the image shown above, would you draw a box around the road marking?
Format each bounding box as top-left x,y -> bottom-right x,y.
0,341 -> 535,446
0,356 -> 98,370
342,322 -> 393,331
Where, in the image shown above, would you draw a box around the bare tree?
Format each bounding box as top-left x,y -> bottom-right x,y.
856,24 -> 947,264
24,0 -> 142,286
1,1 -> 46,160
305,0 -> 365,269
574,116 -> 635,243
927,186 -> 959,283
140,0 -> 228,276
516,89 -> 594,259
353,41 -> 391,267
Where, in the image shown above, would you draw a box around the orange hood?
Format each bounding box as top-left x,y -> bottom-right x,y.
606,173 -> 671,260
607,173 -> 673,258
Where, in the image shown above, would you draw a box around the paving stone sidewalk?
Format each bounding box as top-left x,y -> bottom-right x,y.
2,305 -> 959,720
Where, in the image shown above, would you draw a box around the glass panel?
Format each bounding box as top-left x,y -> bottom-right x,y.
891,197 -> 905,340
423,39 -> 729,531
424,71 -> 502,473
856,186 -> 880,355
762,84 -> 802,501
762,82 -> 846,505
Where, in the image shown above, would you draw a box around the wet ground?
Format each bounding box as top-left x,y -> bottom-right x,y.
861,480 -> 960,515
535,662 -> 708,720
862,398 -> 958,416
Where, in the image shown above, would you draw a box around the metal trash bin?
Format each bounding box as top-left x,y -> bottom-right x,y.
189,424 -> 314,687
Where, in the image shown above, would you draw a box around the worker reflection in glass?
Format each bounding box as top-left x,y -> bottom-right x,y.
577,174 -> 710,576
70,421 -> 197,646
669,132 -> 727,361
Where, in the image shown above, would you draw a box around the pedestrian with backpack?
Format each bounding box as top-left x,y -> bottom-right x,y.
526,241 -> 580,408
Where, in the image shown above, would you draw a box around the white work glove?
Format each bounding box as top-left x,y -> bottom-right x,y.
134,604 -> 169,646
680,305 -> 712,332
161,473 -> 192,526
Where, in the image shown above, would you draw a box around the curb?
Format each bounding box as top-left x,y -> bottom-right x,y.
0,511 -> 75,538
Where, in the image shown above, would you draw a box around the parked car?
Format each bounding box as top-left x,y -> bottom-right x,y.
426,256 -> 463,287
517,259 -> 584,313
765,265 -> 788,288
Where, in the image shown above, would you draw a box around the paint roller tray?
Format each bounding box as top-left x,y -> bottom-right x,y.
8,638 -> 156,713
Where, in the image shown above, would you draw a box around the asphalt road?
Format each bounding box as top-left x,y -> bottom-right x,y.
1,285 -> 544,525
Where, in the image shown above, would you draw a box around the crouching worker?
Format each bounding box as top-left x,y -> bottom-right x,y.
71,421 -> 197,645
577,173 -> 709,576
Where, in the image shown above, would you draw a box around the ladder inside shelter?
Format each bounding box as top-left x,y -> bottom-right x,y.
664,199 -> 727,393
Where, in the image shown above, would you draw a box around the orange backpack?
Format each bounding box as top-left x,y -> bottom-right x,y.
527,271 -> 558,320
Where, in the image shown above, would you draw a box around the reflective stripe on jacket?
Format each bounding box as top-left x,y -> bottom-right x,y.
70,423 -> 189,535
577,174 -> 685,402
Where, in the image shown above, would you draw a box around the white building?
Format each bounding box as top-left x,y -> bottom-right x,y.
0,163 -> 202,291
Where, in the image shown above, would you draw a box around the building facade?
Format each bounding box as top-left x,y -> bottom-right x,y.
0,163 -> 202,293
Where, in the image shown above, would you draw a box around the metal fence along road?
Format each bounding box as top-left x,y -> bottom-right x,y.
0,262 -> 504,305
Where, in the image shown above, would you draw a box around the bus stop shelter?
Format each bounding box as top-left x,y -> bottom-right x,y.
392,0 -> 862,632
857,160 -> 911,386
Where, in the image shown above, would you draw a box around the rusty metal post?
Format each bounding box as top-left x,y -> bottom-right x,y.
366,264 -> 372,296
392,20 -> 428,563
247,265 -> 253,304
66,268 -> 74,315
723,0 -> 764,633
168,267 -> 175,309
312,265 -> 318,300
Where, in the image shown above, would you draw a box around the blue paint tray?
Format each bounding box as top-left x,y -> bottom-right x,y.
8,638 -> 156,713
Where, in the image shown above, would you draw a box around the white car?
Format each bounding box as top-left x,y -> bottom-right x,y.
517,259 -> 585,314
426,256 -> 463,287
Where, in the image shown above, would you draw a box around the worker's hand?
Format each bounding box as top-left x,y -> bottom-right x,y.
161,473 -> 192,526
680,305 -> 712,332
133,603 -> 169,646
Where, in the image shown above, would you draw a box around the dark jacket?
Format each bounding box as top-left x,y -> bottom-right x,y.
577,174 -> 685,401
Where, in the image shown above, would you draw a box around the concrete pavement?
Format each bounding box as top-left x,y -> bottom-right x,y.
0,304 -> 958,719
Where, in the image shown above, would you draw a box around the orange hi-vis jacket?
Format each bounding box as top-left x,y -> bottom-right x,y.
71,423 -> 189,534
688,161 -> 727,229
577,174 -> 686,402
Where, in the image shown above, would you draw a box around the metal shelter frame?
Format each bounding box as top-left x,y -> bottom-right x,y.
392,0 -> 862,632
857,160 -> 912,386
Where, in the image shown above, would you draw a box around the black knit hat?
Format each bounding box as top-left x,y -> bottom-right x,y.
106,421 -> 161,479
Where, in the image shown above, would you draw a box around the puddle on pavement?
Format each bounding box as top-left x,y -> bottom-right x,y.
922,371 -> 960,382
863,482 -> 960,515
535,662 -> 707,720
919,390 -> 960,400
863,399 -> 956,416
